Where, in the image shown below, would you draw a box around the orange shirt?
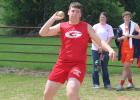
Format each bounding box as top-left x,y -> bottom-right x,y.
121,27 -> 134,63
121,27 -> 134,51
121,38 -> 134,51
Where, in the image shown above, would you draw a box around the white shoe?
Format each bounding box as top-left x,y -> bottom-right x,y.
93,85 -> 100,89
116,85 -> 124,91
105,85 -> 112,89
127,83 -> 135,89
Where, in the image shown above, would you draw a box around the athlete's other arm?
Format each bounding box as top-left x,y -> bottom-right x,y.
39,12 -> 63,37
88,24 -> 116,61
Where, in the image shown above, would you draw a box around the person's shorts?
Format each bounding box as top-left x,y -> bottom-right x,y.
121,48 -> 134,64
48,61 -> 86,84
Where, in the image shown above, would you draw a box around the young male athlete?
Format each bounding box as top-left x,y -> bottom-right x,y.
39,2 -> 116,100
115,11 -> 140,91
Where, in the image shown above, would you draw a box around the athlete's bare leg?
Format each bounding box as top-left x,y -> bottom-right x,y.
44,80 -> 62,100
127,64 -> 132,80
122,62 -> 131,80
66,78 -> 81,100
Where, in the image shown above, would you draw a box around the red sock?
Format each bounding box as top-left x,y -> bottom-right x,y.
120,80 -> 125,86
128,79 -> 133,84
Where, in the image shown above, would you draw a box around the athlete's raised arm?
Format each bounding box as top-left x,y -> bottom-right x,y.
39,11 -> 64,37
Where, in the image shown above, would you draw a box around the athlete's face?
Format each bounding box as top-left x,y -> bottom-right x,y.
99,14 -> 107,24
68,7 -> 81,20
123,15 -> 131,23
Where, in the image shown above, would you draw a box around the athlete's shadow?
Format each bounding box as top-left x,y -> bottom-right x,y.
134,87 -> 140,91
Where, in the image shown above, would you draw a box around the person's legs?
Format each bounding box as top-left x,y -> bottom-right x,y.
92,50 -> 100,87
121,50 -> 134,86
126,63 -> 135,88
66,63 -> 85,100
116,62 -> 129,91
127,66 -> 133,83
116,62 -> 132,91
121,62 -> 131,82
116,48 -> 134,91
101,52 -> 111,88
44,80 -> 62,100
44,62 -> 69,99
66,78 -> 80,100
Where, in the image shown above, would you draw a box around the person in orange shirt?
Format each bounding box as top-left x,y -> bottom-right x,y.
115,11 -> 140,91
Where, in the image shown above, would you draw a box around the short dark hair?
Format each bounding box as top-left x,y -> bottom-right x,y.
122,11 -> 131,18
100,12 -> 108,18
69,2 -> 83,12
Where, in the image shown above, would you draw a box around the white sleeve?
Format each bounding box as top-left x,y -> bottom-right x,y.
108,25 -> 114,37
92,24 -> 96,31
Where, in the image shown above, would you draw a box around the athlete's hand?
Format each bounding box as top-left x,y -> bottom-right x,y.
117,35 -> 127,41
52,11 -> 65,21
109,49 -> 116,61
125,34 -> 134,38
98,46 -> 103,53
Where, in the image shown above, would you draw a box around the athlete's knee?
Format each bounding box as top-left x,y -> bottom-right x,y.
66,90 -> 79,100
43,89 -> 51,100
66,87 -> 76,96
66,79 -> 80,100
43,89 -> 49,96
124,64 -> 130,69
43,87 -> 55,100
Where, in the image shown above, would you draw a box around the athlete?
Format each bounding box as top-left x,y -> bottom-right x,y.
39,2 -> 116,100
115,11 -> 140,91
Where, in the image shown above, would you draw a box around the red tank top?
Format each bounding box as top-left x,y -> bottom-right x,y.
58,21 -> 89,63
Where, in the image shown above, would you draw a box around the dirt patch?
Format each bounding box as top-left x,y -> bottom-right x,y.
116,96 -> 140,100
0,67 -> 50,77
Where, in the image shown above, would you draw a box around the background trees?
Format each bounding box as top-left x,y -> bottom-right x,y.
1,0 -> 139,35
0,0 -> 45,35
118,0 -> 140,24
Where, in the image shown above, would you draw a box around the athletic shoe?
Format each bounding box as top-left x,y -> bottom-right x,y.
116,85 -> 124,91
104,85 -> 112,89
93,85 -> 100,89
126,83 -> 135,89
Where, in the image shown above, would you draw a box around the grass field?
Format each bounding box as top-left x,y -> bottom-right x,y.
0,35 -> 139,100
0,73 -> 140,100
0,36 -> 139,74
0,4 -> 139,100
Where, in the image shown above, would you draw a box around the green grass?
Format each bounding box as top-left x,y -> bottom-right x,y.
0,74 -> 45,100
0,37 -> 59,70
0,36 -> 139,74
0,73 -> 140,100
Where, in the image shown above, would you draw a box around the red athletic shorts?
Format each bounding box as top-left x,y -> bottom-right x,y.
48,61 -> 86,84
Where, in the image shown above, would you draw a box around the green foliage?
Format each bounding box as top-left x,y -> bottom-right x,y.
2,0 -> 44,26
119,0 -> 140,25
80,0 -> 124,26
135,1 -> 140,24
1,0 -> 124,35
1,0 -> 45,35
45,0 -> 124,26
119,0 -> 136,12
